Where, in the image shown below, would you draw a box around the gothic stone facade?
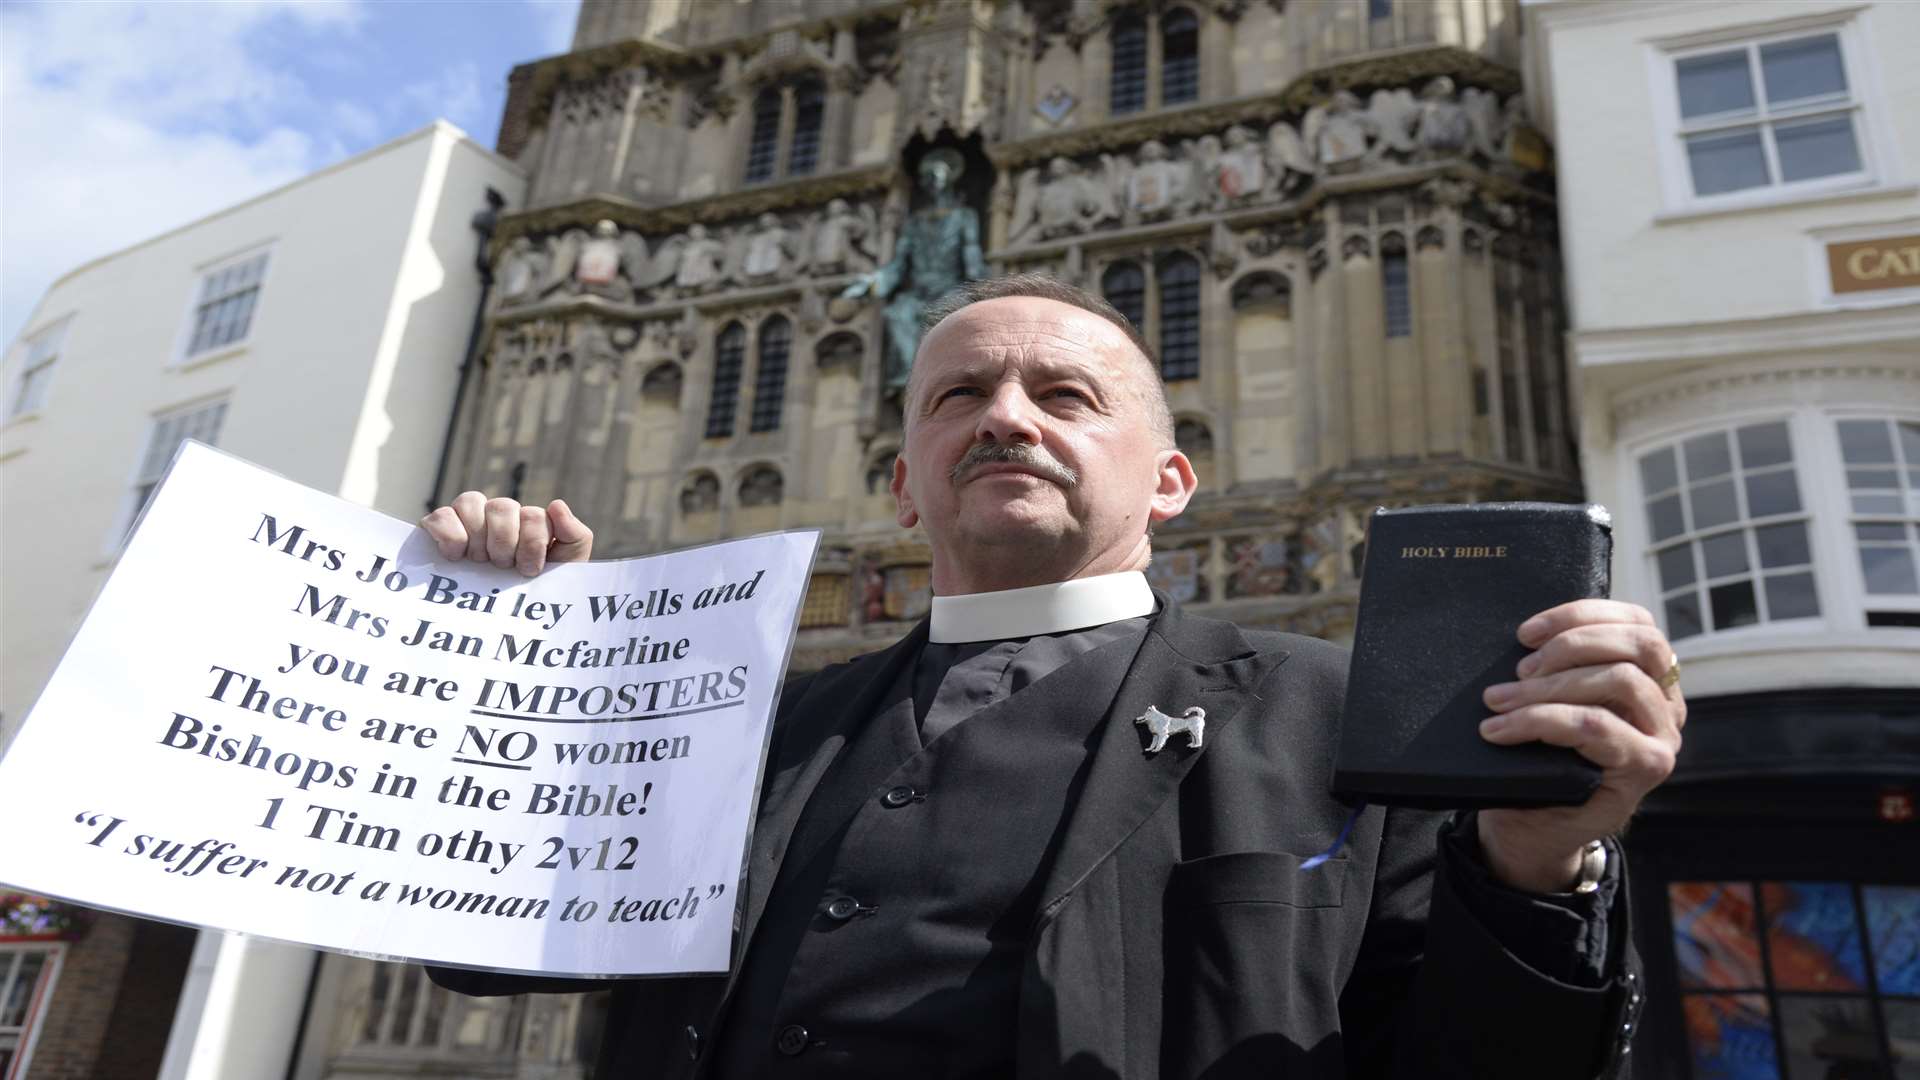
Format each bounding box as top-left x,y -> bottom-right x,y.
304,2 -> 1575,1071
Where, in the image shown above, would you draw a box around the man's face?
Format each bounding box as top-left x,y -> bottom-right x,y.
892,296 -> 1194,591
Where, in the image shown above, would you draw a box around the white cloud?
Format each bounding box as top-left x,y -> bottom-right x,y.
0,1 -> 366,345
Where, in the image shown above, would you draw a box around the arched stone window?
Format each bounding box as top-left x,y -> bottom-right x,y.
1381,232 -> 1412,339
787,77 -> 826,176
1231,271 -> 1291,314
743,87 -> 782,184
640,361 -> 682,406
1102,261 -> 1146,331
750,316 -> 791,433
1175,417 -> 1216,489
705,322 -> 746,438
680,471 -> 720,514
739,465 -> 784,507
816,331 -> 864,374
866,449 -> 897,495
1175,417 -> 1213,458
1161,8 -> 1200,106
1110,12 -> 1148,116
1232,271 -> 1294,374
1157,253 -> 1202,381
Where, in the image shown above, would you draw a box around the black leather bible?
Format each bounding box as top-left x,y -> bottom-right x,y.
1331,502 -> 1613,810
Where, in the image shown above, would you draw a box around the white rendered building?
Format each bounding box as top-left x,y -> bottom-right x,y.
1525,2 -> 1920,1076
0,122 -> 524,1080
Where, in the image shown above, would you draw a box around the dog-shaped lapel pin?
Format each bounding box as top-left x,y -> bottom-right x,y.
1136,705 -> 1206,754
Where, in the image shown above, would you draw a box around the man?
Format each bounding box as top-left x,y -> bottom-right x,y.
424,275 -> 1683,1078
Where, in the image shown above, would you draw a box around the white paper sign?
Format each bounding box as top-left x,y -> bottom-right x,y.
0,442 -> 819,976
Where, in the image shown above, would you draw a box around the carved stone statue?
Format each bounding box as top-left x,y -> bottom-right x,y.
1264,119 -> 1318,197
1122,139 -> 1196,222
838,148 -> 988,393
1366,88 -> 1421,158
742,212 -> 796,281
1214,125 -> 1269,203
1416,76 -> 1471,156
573,219 -> 649,301
1009,156 -> 1119,243
662,223 -> 730,294
809,198 -> 878,275
1305,90 -> 1372,168
495,236 -> 546,307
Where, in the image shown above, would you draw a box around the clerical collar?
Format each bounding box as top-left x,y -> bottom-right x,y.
928,571 -> 1155,644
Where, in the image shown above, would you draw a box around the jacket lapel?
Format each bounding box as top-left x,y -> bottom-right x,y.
1031,596 -> 1293,928
736,621 -> 927,964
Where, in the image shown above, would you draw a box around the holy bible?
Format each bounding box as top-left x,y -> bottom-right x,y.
1331,502 -> 1613,809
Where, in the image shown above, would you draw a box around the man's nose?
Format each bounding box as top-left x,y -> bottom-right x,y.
974,383 -> 1044,445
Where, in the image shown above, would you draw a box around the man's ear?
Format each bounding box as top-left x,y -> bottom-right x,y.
1147,449 -> 1198,524
891,453 -> 919,529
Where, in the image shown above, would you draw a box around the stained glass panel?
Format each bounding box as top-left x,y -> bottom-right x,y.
1673,882 -> 1766,989
1867,886 -> 1920,995
1883,1000 -> 1920,1079
1778,995 -> 1882,1080
1683,993 -> 1780,1080
1761,882 -> 1867,991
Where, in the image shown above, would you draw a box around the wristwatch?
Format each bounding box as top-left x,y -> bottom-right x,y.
1572,838 -> 1607,894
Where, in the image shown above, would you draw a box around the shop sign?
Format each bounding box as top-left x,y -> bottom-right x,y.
1827,234 -> 1920,294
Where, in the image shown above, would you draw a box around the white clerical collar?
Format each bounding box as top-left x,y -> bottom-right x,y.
928,571 -> 1156,644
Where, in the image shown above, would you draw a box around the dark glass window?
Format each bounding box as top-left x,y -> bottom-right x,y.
1669,880 -> 1920,1079
787,78 -> 825,177
1383,250 -> 1412,338
1102,262 -> 1146,331
1110,14 -> 1148,115
1369,0 -> 1392,20
743,87 -> 781,184
187,252 -> 269,356
1639,420 -> 1817,640
1161,8 -> 1199,106
705,323 -> 747,438
750,317 -> 791,433
1158,254 -> 1202,382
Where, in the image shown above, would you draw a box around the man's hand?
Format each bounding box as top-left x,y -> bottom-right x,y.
418,492 -> 594,576
1475,599 -> 1685,893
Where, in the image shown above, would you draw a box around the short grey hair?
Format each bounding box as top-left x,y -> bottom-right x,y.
907,272 -> 1176,448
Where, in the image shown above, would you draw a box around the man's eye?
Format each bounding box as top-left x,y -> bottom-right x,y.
938,386 -> 981,401
1045,388 -> 1088,401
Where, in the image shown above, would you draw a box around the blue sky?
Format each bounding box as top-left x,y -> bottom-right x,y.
0,0 -> 581,346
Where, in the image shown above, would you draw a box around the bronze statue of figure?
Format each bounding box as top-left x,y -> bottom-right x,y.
840,148 -> 988,393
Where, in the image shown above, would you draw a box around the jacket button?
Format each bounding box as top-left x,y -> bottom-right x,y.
775,1024 -> 810,1056
684,1025 -> 701,1061
881,785 -> 918,808
824,896 -> 862,921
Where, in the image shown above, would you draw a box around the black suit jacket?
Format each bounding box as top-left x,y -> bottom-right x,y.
431,597 -> 1641,1078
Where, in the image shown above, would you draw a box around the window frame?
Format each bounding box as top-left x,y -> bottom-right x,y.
1664,878 -> 1920,1078
174,245 -> 274,367
1831,409 -> 1920,622
114,396 -> 232,550
742,73 -> 831,187
6,319 -> 69,421
1620,401 -> 1920,650
1648,12 -> 1887,216
705,323 -> 748,439
749,316 -> 791,434
0,942 -> 64,1080
1101,253 -> 1207,385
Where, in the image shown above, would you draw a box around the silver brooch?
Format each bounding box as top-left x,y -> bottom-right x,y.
1136,705 -> 1206,754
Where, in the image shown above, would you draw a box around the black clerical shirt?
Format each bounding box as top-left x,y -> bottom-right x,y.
708,613 -> 1617,1076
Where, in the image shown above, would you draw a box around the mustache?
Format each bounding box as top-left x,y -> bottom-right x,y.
948,441 -> 1079,487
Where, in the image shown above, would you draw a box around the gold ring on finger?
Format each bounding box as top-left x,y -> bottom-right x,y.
1658,660 -> 1682,692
